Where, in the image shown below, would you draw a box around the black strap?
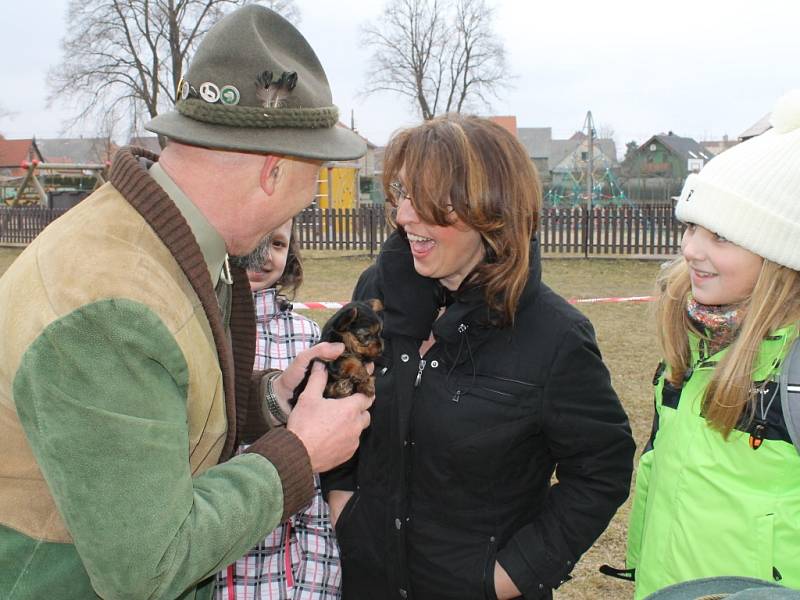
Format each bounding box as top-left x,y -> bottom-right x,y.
598,564 -> 635,582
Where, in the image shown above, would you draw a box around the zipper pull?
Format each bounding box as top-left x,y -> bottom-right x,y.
749,418 -> 767,450
452,390 -> 461,403
414,359 -> 427,387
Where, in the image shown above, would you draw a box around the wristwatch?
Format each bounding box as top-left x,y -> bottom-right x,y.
263,371 -> 288,425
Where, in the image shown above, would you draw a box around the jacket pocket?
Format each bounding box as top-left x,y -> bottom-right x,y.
450,374 -> 542,432
334,493 -> 386,574
334,491 -> 360,539
755,512 -> 775,581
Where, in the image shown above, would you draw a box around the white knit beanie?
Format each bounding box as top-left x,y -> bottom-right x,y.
675,90 -> 800,270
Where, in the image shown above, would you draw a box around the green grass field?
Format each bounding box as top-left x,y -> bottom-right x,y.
0,246 -> 665,599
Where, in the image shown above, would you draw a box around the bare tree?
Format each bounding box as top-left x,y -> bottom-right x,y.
47,0 -> 300,142
261,0 -> 300,24
362,0 -> 509,120
596,123 -> 616,141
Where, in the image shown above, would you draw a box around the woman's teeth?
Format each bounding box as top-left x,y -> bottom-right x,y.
407,233 -> 433,243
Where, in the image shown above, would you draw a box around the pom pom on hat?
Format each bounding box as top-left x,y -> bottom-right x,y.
770,90 -> 800,134
674,90 -> 800,270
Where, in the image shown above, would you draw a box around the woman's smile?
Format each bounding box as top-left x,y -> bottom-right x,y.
406,231 -> 436,257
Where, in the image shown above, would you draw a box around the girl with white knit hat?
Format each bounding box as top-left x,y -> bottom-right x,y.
622,90 -> 800,599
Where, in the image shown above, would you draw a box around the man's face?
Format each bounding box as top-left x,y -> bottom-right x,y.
229,156 -> 320,255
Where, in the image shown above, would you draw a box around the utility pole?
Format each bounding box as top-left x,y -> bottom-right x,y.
583,110 -> 595,258
584,110 -> 595,209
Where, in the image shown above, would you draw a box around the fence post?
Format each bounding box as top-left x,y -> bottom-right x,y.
368,206 -> 376,259
582,205 -> 590,259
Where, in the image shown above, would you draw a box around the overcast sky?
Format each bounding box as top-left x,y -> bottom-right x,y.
1,0 -> 797,152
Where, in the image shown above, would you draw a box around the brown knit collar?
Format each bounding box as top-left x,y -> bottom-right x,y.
109,146 -> 254,460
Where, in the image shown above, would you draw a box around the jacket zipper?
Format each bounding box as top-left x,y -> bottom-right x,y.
414,359 -> 427,387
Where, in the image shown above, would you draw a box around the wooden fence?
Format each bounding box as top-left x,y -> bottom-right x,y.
539,204 -> 683,256
0,204 -> 683,257
295,204 -> 683,257
0,207 -> 68,245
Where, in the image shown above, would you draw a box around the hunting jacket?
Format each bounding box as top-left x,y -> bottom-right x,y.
0,147 -> 313,600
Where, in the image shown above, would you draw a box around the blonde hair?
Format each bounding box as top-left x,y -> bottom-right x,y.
657,258 -> 800,435
382,114 -> 541,326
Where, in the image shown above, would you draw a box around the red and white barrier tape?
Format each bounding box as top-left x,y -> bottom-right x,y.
293,295 -> 656,310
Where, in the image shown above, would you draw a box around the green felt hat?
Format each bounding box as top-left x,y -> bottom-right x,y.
146,5 -> 365,161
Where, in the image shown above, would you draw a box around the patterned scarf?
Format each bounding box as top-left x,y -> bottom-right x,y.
686,295 -> 745,355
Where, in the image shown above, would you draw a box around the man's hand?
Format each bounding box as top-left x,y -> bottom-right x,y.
287,361 -> 373,473
272,342 -> 346,400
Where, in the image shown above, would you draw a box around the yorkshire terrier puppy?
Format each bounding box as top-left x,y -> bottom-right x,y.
291,299 -> 384,404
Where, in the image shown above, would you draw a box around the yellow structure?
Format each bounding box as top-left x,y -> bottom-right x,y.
316,163 -> 360,209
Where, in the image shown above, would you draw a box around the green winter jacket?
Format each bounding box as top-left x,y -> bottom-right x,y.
0,148 -> 313,600
627,324 -> 800,599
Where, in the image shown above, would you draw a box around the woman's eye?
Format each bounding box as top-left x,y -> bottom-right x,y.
714,233 -> 728,242
685,222 -> 696,231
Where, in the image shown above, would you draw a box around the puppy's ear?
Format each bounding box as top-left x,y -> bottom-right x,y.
367,299 -> 383,313
332,306 -> 359,329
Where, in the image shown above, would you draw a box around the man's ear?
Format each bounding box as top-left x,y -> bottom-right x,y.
260,155 -> 282,196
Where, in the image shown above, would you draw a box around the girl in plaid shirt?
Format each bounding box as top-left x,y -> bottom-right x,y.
218,218 -> 341,600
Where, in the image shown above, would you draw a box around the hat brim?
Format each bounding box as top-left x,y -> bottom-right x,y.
145,111 -> 366,161
645,577 -> 784,600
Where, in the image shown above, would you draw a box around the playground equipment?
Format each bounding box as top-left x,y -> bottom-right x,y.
3,160 -> 108,207
544,110 -> 630,208
546,167 -> 630,208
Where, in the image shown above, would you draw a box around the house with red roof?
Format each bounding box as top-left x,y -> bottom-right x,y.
0,138 -> 44,177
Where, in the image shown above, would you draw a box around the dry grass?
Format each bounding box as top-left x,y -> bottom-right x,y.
0,246 -> 664,599
0,247 -> 22,275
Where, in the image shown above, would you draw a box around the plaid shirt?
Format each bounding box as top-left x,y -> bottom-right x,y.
215,288 -> 341,600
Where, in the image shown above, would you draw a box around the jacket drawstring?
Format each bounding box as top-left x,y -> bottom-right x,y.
446,323 -> 477,401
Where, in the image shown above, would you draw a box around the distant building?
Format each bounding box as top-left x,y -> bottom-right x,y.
700,134 -> 738,156
38,138 -> 117,165
549,131 -> 617,188
516,127 -> 617,185
626,132 -> 712,200
488,115 -> 519,138
517,127 -> 553,180
0,138 -> 44,177
739,113 -> 772,141
128,136 -> 162,155
630,132 -> 712,178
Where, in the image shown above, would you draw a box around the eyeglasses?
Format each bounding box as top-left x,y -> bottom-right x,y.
387,181 -> 411,208
387,180 -> 457,216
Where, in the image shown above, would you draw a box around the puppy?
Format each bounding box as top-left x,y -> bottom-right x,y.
291,299 -> 384,403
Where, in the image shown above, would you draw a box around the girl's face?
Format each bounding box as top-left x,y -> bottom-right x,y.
393,169 -> 485,291
681,223 -> 763,306
247,219 -> 293,292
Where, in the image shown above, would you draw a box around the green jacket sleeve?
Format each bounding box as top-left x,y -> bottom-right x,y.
13,299 -> 292,600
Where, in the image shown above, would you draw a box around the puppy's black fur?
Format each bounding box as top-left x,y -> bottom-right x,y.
291,299 -> 383,404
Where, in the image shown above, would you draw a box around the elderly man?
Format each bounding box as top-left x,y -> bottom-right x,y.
0,6 -> 370,600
